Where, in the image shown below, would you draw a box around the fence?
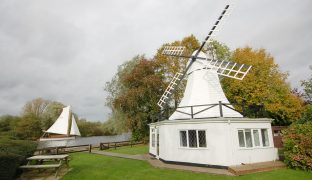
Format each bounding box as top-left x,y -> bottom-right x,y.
36,140 -> 144,155
157,101 -> 267,121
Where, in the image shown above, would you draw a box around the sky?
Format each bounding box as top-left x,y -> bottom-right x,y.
0,0 -> 311,121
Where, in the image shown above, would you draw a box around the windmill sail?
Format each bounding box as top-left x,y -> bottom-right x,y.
157,4 -> 231,109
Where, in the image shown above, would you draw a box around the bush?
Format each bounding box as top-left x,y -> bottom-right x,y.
282,121 -> 312,171
0,137 -> 37,157
0,152 -> 23,180
0,137 -> 37,179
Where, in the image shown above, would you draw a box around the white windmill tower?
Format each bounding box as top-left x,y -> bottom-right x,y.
149,4 -> 278,167
157,4 -> 251,120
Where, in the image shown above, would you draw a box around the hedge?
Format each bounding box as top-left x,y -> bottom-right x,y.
0,152 -> 23,180
0,137 -> 37,179
282,121 -> 312,171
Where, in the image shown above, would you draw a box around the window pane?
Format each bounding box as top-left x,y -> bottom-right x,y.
180,131 -> 187,147
152,134 -> 155,147
261,129 -> 269,147
253,130 -> 260,146
198,130 -> 207,147
238,130 -> 245,147
188,130 -> 197,148
245,129 -> 253,148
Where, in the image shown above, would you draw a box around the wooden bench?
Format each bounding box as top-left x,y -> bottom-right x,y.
20,162 -> 62,177
20,155 -> 69,177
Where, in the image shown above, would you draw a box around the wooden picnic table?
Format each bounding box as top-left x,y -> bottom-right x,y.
20,154 -> 70,177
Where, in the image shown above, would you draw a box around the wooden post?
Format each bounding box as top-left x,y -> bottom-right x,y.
56,147 -> 59,155
114,142 -> 117,149
89,144 -> 92,153
130,141 -> 132,147
219,101 -> 223,117
191,106 -> 194,119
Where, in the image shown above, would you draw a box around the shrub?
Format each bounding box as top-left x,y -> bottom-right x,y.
0,152 -> 23,180
282,121 -> 312,171
0,137 -> 37,157
0,137 -> 37,179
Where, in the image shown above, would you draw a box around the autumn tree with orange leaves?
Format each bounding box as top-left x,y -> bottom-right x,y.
222,47 -> 305,125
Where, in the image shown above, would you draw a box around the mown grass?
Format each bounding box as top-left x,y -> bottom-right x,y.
103,144 -> 148,155
62,152 -> 312,180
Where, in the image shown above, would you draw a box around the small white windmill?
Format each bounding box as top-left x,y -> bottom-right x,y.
149,4 -> 278,167
157,4 -> 252,120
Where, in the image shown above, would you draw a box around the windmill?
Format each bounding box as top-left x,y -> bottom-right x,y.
149,4 -> 278,167
157,4 -> 252,120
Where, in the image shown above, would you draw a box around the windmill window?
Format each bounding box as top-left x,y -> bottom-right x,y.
180,131 -> 187,147
151,133 -> 156,147
261,129 -> 270,147
198,130 -> 207,147
179,130 -> 207,148
253,129 -> 260,147
238,128 -> 270,148
238,130 -> 245,147
245,129 -> 253,148
188,130 -> 197,148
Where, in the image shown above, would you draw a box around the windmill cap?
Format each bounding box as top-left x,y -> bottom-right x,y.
187,50 -> 211,74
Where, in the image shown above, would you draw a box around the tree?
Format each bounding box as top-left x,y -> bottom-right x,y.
154,35 -> 200,107
0,115 -> 21,137
301,66 -> 312,104
222,47 -> 305,125
15,113 -> 42,140
282,121 -> 312,171
113,59 -> 165,140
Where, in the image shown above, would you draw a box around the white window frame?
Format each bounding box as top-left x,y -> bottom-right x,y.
178,129 -> 208,149
151,128 -> 156,148
237,128 -> 271,149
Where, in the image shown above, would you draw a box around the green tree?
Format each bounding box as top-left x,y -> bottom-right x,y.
0,115 -> 21,137
15,113 -> 42,140
222,47 -> 305,125
113,59 -> 165,140
301,65 -> 312,103
16,98 -> 66,140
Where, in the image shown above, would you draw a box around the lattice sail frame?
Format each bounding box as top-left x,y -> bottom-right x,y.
205,58 -> 252,80
162,46 -> 185,56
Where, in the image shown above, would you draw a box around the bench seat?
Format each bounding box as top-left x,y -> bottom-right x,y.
20,164 -> 61,169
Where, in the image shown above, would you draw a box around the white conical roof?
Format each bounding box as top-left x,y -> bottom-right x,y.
46,106 -> 70,135
169,51 -> 243,120
70,115 -> 81,136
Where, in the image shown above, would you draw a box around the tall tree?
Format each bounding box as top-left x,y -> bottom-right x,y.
16,98 -> 66,139
113,59 -> 165,140
154,35 -> 200,107
222,47 -> 305,125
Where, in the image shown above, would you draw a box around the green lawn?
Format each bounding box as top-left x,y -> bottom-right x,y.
103,144 -> 149,155
62,152 -> 311,180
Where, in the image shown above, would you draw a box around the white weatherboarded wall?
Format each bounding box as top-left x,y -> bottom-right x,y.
149,118 -> 278,167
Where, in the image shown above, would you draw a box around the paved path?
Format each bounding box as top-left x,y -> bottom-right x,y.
91,150 -> 234,176
143,154 -> 235,176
